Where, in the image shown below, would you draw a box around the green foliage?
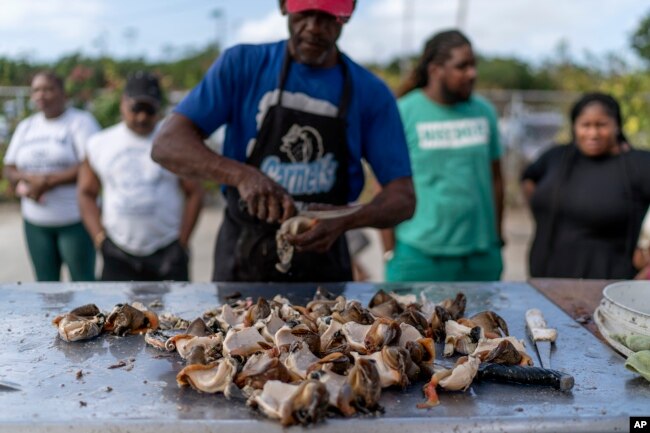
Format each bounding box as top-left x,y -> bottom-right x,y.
477,56 -> 553,90
0,34 -> 648,152
91,89 -> 122,128
536,45 -> 650,148
0,57 -> 45,85
366,64 -> 402,93
0,143 -> 12,201
599,71 -> 650,149
631,10 -> 650,64
154,44 -> 220,90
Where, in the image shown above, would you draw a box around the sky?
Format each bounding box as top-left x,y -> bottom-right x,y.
1,0 -> 648,65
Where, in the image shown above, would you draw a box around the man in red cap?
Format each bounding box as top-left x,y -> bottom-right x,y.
152,0 -> 415,282
285,0 -> 354,22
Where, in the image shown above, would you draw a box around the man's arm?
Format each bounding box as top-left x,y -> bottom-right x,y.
287,176 -> 415,253
77,159 -> 105,248
491,159 -> 504,243
177,178 -> 204,249
151,113 -> 296,222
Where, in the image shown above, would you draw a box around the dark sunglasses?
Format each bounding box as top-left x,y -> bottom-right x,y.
130,101 -> 158,115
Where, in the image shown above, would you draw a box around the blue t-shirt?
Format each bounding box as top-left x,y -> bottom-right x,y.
175,40 -> 411,202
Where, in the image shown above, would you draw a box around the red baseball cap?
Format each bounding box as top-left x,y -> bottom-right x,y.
285,0 -> 354,21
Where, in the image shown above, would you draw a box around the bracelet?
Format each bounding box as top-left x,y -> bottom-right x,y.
93,231 -> 106,249
383,250 -> 394,261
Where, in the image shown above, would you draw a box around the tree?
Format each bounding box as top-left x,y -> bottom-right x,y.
477,56 -> 545,90
631,10 -> 650,65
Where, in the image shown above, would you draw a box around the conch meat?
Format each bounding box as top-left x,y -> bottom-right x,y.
52,304 -> 105,342
275,216 -> 316,273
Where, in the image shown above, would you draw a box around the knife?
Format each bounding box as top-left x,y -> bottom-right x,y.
299,205 -> 361,219
238,198 -> 361,220
525,308 -> 557,369
0,380 -> 21,392
477,363 -> 574,392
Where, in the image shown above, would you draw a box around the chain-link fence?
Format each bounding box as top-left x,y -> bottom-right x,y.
479,90 -> 578,207
0,87 -> 31,199
0,86 -> 30,145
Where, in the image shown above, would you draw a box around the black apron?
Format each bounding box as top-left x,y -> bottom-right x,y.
213,49 -> 353,282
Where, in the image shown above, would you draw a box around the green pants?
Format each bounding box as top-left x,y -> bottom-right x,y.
385,240 -> 503,282
23,220 -> 96,282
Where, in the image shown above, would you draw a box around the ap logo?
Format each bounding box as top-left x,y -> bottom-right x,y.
631,417 -> 650,431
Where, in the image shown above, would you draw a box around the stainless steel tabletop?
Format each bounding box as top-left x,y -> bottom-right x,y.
0,281 -> 647,433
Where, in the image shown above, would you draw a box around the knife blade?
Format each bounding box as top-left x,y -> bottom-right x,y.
299,205 -> 361,219
238,198 -> 361,220
525,308 -> 557,369
0,380 -> 21,392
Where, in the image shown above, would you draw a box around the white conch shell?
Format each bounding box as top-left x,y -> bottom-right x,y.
319,319 -> 344,353
315,370 -> 356,416
438,355 -> 480,391
256,308 -> 286,343
444,320 -> 480,357
397,322 -> 424,348
176,357 -> 238,395
168,334 -> 224,360
283,342 -> 321,379
275,216 -> 315,273
216,303 -> 246,330
223,326 -> 268,357
471,336 -> 527,356
352,348 -> 405,389
342,322 -> 372,353
248,379 -> 329,426
53,314 -> 103,342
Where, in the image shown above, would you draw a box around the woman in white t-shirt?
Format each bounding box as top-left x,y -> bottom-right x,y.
3,71 -> 100,281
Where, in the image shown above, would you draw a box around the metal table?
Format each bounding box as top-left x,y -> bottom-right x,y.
0,281 -> 647,433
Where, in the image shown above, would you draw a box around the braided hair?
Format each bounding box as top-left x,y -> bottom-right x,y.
396,29 -> 471,98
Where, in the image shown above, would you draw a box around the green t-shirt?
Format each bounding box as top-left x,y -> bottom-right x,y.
396,90 -> 502,256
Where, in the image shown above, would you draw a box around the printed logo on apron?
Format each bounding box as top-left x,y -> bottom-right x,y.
261,123 -> 338,196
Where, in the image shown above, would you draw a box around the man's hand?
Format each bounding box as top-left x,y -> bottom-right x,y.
237,166 -> 296,223
282,176 -> 415,254
285,217 -> 347,253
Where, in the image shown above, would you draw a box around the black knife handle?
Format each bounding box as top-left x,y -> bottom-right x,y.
477,363 -> 574,391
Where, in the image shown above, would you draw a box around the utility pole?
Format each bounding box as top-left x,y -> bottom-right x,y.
400,0 -> 414,78
123,27 -> 137,58
211,8 -> 226,50
456,0 -> 469,30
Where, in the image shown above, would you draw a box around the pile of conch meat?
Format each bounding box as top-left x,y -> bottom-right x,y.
53,288 -> 540,426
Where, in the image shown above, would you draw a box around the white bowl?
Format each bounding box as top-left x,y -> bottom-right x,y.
594,281 -> 650,357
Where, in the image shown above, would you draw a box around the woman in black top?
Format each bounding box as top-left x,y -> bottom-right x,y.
521,93 -> 650,279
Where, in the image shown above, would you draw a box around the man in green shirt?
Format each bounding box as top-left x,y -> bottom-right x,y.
384,29 -> 504,282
